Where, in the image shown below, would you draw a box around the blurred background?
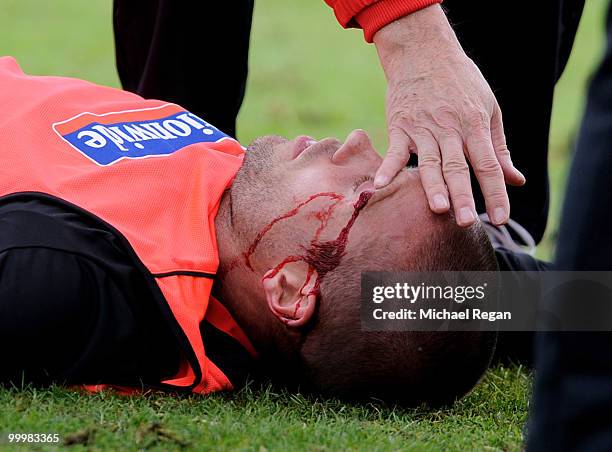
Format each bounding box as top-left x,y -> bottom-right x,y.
1,0 -> 609,260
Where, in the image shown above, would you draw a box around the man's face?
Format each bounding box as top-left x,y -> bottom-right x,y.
237,129 -> 381,208
229,129 -> 425,280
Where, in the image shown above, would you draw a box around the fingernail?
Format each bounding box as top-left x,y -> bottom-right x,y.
433,194 -> 449,211
493,207 -> 507,224
374,175 -> 390,188
516,169 -> 526,183
458,207 -> 476,226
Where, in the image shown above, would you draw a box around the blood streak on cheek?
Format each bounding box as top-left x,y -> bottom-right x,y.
302,190 -> 373,296
311,202 -> 341,242
242,192 -> 344,271
259,255 -> 304,280
261,190 -> 374,320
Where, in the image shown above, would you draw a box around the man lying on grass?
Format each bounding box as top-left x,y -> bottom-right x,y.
0,57 -> 496,406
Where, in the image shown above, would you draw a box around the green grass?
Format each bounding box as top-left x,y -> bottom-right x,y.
0,0 -> 609,449
0,366 -> 529,451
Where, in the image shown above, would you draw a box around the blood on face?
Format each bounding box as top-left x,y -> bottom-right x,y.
251,191 -> 374,321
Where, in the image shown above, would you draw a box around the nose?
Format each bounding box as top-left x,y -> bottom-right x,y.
331,129 -> 381,165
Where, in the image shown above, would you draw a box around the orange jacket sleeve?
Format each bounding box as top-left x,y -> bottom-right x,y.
325,0 -> 443,42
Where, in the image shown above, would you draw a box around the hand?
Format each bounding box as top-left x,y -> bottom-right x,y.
372,5 -> 525,227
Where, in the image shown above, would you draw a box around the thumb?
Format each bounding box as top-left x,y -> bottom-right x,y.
375,129 -> 413,188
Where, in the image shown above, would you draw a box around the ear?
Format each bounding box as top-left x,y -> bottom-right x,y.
262,262 -> 318,328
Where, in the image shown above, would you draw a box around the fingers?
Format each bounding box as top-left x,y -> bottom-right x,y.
374,129 -> 412,188
379,103 -> 523,228
439,133 -> 477,227
465,126 -> 509,226
491,105 -> 526,187
414,132 -> 450,213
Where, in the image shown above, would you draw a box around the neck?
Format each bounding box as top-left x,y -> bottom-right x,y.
213,189 -> 250,328
214,189 -> 287,355
214,189 -> 238,280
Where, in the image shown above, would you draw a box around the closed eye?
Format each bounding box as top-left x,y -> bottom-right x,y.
351,175 -> 374,192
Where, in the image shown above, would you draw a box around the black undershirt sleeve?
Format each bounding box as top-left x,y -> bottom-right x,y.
1,247 -> 105,385
0,196 -> 181,388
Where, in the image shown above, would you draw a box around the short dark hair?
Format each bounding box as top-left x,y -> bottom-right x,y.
296,216 -> 498,406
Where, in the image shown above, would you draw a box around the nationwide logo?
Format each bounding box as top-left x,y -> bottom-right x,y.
52,103 -> 232,166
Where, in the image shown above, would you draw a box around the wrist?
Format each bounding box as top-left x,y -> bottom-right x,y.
355,0 -> 443,43
373,4 -> 462,77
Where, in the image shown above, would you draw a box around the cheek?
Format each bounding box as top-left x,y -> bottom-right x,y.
290,164 -> 345,198
285,155 -> 382,202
